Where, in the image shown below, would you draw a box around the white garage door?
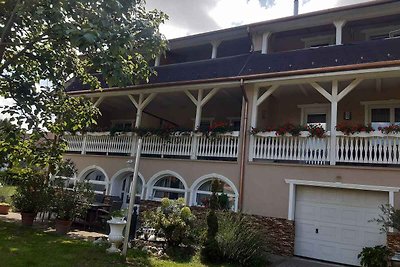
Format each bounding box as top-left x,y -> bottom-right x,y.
294,186 -> 387,266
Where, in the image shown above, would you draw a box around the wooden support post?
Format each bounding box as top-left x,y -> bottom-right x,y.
249,86 -> 259,162
334,20 -> 346,45
194,89 -> 204,130
330,80 -> 338,165
211,41 -> 221,59
261,32 -> 271,54
127,93 -> 157,156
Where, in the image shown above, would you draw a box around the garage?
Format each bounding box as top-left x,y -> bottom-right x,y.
294,185 -> 388,266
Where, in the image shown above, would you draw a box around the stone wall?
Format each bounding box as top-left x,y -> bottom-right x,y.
388,232 -> 400,254
138,200 -> 295,256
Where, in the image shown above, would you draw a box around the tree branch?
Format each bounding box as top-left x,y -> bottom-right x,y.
0,35 -> 48,73
0,0 -> 21,61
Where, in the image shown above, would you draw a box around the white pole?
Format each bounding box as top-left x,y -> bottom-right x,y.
122,138 -> 143,256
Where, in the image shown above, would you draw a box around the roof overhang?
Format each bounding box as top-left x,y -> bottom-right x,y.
67,60 -> 400,97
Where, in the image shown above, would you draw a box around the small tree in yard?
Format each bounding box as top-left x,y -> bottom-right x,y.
200,179 -> 221,263
144,198 -> 195,248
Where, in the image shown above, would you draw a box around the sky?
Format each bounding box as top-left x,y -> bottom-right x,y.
146,0 -> 377,39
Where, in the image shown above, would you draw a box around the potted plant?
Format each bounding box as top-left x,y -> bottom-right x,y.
106,211 -> 127,253
0,195 -> 11,215
11,171 -> 51,226
110,209 -> 126,222
51,178 -> 94,234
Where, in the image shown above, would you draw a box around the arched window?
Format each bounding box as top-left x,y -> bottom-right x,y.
82,169 -> 108,195
119,174 -> 143,208
191,175 -> 238,211
150,175 -> 187,201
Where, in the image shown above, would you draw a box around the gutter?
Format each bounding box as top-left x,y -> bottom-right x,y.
238,79 -> 249,211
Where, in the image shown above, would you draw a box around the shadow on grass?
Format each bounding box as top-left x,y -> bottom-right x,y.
165,246 -> 196,263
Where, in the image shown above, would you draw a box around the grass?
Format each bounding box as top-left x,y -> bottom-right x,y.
0,220 -> 235,267
0,185 -> 16,203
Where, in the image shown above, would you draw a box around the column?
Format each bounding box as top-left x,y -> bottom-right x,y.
261,32 -> 271,54
211,41 -> 221,59
334,20 -> 346,45
330,80 -> 338,165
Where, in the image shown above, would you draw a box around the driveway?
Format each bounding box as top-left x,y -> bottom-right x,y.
270,255 -> 347,267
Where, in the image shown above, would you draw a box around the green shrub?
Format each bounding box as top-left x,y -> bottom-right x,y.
358,245 -> 390,267
143,198 -> 195,247
200,180 -> 221,264
51,178 -> 94,221
216,213 -> 269,266
11,170 -> 52,214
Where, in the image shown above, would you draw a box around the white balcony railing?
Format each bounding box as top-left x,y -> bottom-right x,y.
252,131 -> 400,166
63,132 -> 240,160
336,131 -> 400,165
252,131 -> 330,165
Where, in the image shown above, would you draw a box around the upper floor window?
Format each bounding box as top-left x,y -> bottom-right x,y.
299,104 -> 330,130
362,100 -> 400,129
362,25 -> 400,41
301,35 -> 335,48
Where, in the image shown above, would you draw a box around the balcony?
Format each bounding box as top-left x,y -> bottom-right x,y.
252,131 -> 400,166
64,131 -> 240,160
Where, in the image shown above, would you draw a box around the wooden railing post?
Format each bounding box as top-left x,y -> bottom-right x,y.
81,135 -> 87,155
190,134 -> 198,160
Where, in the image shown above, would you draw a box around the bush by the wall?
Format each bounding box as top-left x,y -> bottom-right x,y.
216,212 -> 270,266
358,245 -> 390,267
143,198 -> 195,247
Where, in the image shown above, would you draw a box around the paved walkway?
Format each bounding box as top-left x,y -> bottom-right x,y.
0,212 -> 106,241
270,255 -> 347,267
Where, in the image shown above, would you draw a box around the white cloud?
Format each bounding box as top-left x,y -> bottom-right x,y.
148,0 -> 376,38
159,24 -> 190,39
0,97 -> 14,120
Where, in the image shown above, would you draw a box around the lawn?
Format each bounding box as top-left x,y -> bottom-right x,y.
0,220 -> 234,267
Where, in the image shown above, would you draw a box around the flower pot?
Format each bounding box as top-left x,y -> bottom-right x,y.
0,204 -> 10,215
55,219 -> 73,235
21,212 -> 37,226
111,216 -> 125,222
106,218 -> 127,253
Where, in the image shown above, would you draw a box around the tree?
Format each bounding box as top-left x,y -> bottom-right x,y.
0,0 -> 167,175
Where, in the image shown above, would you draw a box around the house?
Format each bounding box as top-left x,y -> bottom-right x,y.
65,1 -> 400,265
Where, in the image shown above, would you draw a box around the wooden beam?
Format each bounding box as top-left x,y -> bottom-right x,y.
299,84 -> 308,96
256,85 -> 279,106
337,78 -> 363,102
184,90 -> 197,105
141,93 -> 157,110
376,78 -> 382,93
93,96 -> 105,107
310,82 -> 332,102
201,88 -> 219,107
128,95 -> 139,109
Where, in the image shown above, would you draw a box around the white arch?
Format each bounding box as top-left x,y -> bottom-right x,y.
109,168 -> 145,198
77,165 -> 110,194
146,170 -> 189,203
190,173 -> 239,211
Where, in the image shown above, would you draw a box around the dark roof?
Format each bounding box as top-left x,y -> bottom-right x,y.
66,38 -> 400,93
